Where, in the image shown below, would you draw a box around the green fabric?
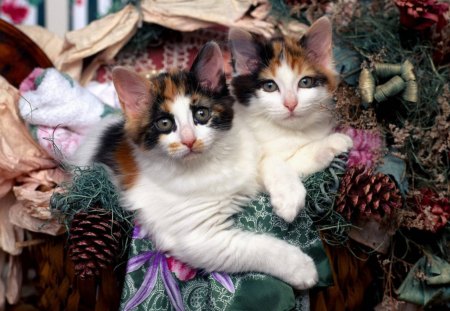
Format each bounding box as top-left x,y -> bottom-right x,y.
120,193 -> 332,311
229,277 -> 295,311
397,254 -> 450,306
100,104 -> 121,118
34,70 -> 47,87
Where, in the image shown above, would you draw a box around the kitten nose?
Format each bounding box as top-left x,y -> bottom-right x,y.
284,99 -> 297,112
180,126 -> 196,149
181,137 -> 196,149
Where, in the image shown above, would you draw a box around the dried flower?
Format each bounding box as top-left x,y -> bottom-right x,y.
432,22 -> 450,65
287,0 -> 334,24
167,257 -> 197,281
340,127 -> 384,168
388,85 -> 449,194
329,0 -> 361,30
394,0 -> 449,32
334,85 -> 379,130
404,189 -> 450,232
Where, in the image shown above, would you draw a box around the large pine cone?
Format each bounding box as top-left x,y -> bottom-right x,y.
335,165 -> 402,221
68,209 -> 122,279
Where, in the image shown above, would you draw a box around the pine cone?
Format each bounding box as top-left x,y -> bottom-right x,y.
335,165 -> 402,221
68,209 -> 122,279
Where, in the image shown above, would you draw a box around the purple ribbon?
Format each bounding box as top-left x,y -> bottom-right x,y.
124,252 -> 161,311
124,225 -> 235,310
211,272 -> 236,293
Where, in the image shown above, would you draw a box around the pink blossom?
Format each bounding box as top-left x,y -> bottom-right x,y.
166,256 -> 197,281
339,127 -> 383,168
1,0 -> 28,24
395,0 -> 449,32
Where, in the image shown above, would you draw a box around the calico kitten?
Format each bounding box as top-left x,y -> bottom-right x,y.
228,17 -> 353,222
72,42 -> 318,289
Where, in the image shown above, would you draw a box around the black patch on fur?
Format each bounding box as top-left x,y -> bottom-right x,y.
299,34 -> 307,49
231,40 -> 275,106
210,92 -> 234,131
93,120 -> 125,173
312,75 -> 327,87
231,74 -> 259,106
189,71 -> 234,131
144,121 -> 164,149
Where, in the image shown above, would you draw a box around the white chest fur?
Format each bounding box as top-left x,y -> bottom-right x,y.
122,118 -> 260,252
236,104 -> 335,161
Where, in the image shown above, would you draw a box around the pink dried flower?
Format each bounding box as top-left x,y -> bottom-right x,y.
395,0 -> 449,32
0,0 -> 29,24
167,256 -> 197,281
408,189 -> 450,232
340,127 -> 383,168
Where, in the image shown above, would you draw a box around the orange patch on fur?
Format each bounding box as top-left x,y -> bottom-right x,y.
266,41 -> 283,76
261,36 -> 338,92
168,142 -> 181,153
125,112 -> 150,144
287,37 -> 338,91
115,140 -> 139,189
298,63 -> 315,76
191,93 -> 200,103
164,77 -> 182,101
272,38 -> 304,74
212,105 -> 225,113
192,139 -> 204,152
160,101 -> 172,113
319,67 -> 338,92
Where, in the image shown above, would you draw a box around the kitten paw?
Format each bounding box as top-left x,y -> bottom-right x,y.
317,133 -> 353,165
287,253 -> 319,290
328,133 -> 354,154
271,180 -> 306,223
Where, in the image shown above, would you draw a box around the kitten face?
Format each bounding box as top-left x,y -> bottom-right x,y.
142,73 -> 233,160
112,42 -> 233,161
229,17 -> 338,129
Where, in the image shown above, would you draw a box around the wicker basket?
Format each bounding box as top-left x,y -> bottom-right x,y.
0,19 -> 53,88
29,233 -> 125,311
0,19 -> 124,311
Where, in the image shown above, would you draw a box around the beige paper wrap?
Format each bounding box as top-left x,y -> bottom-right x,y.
0,76 -> 66,239
54,1 -> 275,84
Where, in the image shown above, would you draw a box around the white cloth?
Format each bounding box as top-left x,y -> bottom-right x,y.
19,68 -> 106,133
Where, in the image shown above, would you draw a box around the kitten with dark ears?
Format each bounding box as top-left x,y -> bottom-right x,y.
71,42 -> 318,289
229,17 -> 353,223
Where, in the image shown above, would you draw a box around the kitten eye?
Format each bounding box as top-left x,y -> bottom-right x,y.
193,107 -> 211,124
155,118 -> 174,132
299,77 -> 315,88
261,80 -> 278,92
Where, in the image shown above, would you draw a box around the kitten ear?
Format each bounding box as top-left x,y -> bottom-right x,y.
190,41 -> 225,92
112,67 -> 152,118
228,28 -> 260,75
300,16 -> 333,70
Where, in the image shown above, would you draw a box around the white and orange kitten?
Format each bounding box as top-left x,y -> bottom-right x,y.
71,42 -> 318,289
229,17 -> 353,222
